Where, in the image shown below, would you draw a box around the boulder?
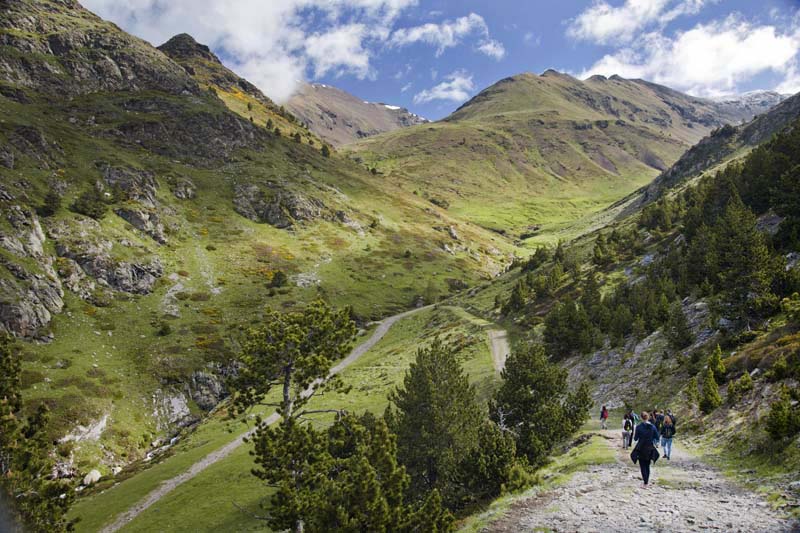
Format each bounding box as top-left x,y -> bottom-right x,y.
190,371 -> 228,411
102,165 -> 158,208
171,177 -> 196,200
233,184 -> 325,228
115,206 -> 167,244
82,469 -> 101,486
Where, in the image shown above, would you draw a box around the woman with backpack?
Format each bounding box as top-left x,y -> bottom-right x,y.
622,414 -> 634,449
600,405 -> 609,430
661,415 -> 676,460
632,411 -> 660,488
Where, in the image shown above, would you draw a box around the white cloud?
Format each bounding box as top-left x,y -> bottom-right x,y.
389,13 -> 505,60
477,39 -> 505,60
400,82 -> 413,93
82,0 -> 418,102
413,70 -> 474,104
579,16 -> 800,97
567,0 -> 707,45
305,24 -> 371,78
777,62 -> 800,94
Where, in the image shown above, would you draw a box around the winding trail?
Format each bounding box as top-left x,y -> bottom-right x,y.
488,329 -> 510,373
101,305 -> 432,533
487,429 -> 796,532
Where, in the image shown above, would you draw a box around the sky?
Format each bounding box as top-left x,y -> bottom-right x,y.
83,0 -> 800,120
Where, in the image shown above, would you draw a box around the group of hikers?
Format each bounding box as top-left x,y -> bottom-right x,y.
599,406 -> 677,488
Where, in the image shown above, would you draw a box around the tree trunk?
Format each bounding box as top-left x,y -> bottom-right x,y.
283,362 -> 294,424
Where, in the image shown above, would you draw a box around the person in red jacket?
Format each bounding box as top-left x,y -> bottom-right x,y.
600,405 -> 609,429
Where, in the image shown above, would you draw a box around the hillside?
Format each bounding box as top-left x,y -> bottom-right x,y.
286,82 -> 428,147
348,71 -> 782,243
157,33 -> 315,144
0,0 -> 514,475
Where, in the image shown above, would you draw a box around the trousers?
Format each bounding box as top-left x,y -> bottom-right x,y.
639,457 -> 651,484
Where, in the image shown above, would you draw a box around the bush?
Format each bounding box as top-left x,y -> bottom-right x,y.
39,190 -> 61,217
270,270 -> 288,288
765,386 -> 799,440
727,371 -> 753,405
71,187 -> 107,219
699,368 -> 722,414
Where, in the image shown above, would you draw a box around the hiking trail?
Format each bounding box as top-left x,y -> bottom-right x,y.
100,305 -> 433,533
486,429 -> 796,533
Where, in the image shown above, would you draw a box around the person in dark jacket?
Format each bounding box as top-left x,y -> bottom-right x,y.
633,411 -> 660,487
661,415 -> 676,459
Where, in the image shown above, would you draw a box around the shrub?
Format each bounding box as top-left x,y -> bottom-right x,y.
71,187 -> 107,219
39,190 -> 61,217
699,368 -> 722,414
270,270 -> 288,288
765,385 -> 799,440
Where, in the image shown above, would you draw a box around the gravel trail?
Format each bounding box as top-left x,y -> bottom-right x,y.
487,430 -> 797,533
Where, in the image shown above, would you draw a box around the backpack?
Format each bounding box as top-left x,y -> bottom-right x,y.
624,419 -> 633,432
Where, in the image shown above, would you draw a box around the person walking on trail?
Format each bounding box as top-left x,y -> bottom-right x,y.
600,405 -> 609,430
666,408 -> 677,427
631,411 -> 660,488
622,414 -> 634,449
661,415 -> 676,460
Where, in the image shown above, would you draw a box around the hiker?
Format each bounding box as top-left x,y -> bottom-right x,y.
666,408 -> 677,427
622,414 -> 634,449
661,415 -> 676,460
600,405 -> 609,430
631,411 -> 660,488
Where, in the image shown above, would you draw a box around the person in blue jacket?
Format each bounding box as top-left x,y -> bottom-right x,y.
633,411 -> 660,488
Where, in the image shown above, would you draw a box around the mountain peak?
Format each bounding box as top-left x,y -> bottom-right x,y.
158,33 -> 220,64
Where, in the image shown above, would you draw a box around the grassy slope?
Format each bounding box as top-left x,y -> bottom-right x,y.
70,305 -> 499,532
1,79 -> 517,471
347,72 -> 736,246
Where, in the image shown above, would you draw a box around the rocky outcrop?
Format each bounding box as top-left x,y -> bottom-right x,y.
102,165 -> 158,207
233,184 -> 325,228
0,206 -> 63,339
0,0 -> 200,97
189,371 -> 228,411
51,220 -> 163,294
171,177 -> 196,200
115,206 -> 167,244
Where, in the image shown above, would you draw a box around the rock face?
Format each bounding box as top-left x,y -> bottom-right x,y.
102,165 -> 158,207
171,177 -> 196,200
115,206 -> 167,244
190,371 -> 228,411
50,219 -> 163,295
0,0 -> 199,97
0,206 -> 64,339
233,184 -> 325,228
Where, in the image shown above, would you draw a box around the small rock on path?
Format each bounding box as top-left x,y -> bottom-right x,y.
487,430 -> 797,533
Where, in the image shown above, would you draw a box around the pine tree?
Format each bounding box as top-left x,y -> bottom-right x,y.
293,132 -> 302,143
228,300 -> 356,421
708,344 -> 727,382
1,336 -> 74,532
386,339 -> 484,508
714,193 -> 774,320
490,345 -> 590,466
765,385 -> 799,440
71,186 -> 107,219
686,376 -> 700,408
665,302 -> 693,349
266,118 -> 274,130
699,368 -> 722,414
321,144 -> 331,157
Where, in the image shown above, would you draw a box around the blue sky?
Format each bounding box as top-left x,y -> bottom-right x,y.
85,0 -> 800,120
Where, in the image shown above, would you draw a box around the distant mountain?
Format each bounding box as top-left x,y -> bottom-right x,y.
286,82 -> 428,147
639,90 -> 800,204
711,90 -> 788,122
349,70 -> 782,238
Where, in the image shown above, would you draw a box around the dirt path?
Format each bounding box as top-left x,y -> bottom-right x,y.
487,430 -> 796,533
488,329 -> 510,373
101,305 -> 432,533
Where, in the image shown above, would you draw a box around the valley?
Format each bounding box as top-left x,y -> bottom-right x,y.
1,1 -> 799,532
